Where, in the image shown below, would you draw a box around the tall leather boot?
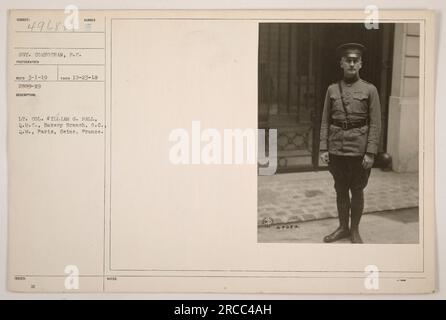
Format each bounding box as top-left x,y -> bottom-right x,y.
323,191 -> 350,243
350,189 -> 364,243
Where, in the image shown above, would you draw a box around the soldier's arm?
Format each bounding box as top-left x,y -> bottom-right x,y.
366,85 -> 382,155
319,88 -> 331,152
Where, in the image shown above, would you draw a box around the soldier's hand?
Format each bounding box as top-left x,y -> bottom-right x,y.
362,154 -> 374,169
320,151 -> 329,164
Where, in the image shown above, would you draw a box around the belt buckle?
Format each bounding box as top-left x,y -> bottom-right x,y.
342,120 -> 349,130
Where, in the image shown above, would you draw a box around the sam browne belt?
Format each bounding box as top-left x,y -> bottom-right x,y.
332,119 -> 368,130
333,81 -> 368,130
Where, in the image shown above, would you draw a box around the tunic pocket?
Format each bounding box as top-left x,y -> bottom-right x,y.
351,92 -> 369,113
330,93 -> 344,113
328,124 -> 343,152
342,125 -> 368,154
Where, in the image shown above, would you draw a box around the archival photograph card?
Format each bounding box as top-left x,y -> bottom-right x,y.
7,9 -> 436,294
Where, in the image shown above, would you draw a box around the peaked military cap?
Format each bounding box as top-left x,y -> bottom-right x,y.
336,42 -> 367,58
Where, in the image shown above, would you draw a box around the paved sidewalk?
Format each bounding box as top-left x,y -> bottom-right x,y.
258,169 -> 418,226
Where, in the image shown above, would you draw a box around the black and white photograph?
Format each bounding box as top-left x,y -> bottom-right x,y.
4,7 -> 438,295
258,23 -> 420,244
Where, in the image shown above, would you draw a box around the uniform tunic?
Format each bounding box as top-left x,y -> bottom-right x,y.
319,78 -> 381,156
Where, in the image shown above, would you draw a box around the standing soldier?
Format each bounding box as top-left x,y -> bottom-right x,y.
319,43 -> 381,244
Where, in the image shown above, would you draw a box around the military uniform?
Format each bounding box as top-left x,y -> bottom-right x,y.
320,79 -> 381,156
319,43 -> 381,244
